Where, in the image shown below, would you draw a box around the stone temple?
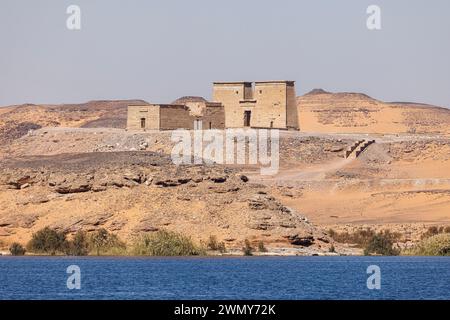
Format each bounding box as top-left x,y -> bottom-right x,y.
127,81 -> 299,130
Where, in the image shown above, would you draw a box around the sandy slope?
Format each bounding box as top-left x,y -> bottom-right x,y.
298,89 -> 450,134
262,135 -> 450,230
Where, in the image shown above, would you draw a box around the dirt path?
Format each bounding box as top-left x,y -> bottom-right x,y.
255,157 -> 354,183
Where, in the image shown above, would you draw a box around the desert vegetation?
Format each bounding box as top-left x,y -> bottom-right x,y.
89,228 -> 126,256
257,241 -> 268,253
24,227 -> 125,256
26,227 -> 69,255
6,224 -> 450,257
22,227 -> 205,256
407,233 -> 450,256
363,231 -> 401,256
328,226 -> 450,256
242,239 -> 254,256
8,224 -> 450,257
9,242 -> 26,256
7,227 -> 282,256
131,230 -> 205,256
420,226 -> 450,240
328,228 -> 401,256
206,235 -> 226,253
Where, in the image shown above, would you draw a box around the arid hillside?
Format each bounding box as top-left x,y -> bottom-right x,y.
1,92 -> 449,139
0,100 -> 148,146
0,151 -> 339,255
298,89 -> 450,134
1,94 -> 449,255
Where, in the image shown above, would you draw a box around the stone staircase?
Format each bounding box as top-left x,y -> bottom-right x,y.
345,140 -> 364,158
345,139 -> 375,158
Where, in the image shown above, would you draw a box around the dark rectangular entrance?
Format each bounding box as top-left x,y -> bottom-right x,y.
244,111 -> 251,127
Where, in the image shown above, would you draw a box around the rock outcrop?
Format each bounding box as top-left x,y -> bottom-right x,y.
0,151 -> 332,253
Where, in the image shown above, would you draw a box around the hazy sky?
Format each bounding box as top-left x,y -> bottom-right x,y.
1,0 -> 449,107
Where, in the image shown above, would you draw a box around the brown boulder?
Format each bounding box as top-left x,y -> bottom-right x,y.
287,234 -> 315,246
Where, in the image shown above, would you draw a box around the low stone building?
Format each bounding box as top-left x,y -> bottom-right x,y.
127,81 -> 299,130
127,99 -> 225,130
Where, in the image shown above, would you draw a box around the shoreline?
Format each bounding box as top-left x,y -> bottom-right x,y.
1,254 -> 449,258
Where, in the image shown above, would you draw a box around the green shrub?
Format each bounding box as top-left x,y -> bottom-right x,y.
132,230 -> 205,256
66,231 -> 89,256
421,226 -> 450,239
207,235 -> 226,253
242,239 -> 253,256
217,242 -> 226,253
327,229 -> 336,239
328,228 -> 376,246
9,242 -> 26,256
329,245 -> 336,253
421,226 -> 440,239
27,227 -> 68,255
88,228 -> 125,256
329,228 -> 401,253
363,230 -> 400,256
411,233 -> 450,256
257,241 -> 268,253
207,235 -> 219,250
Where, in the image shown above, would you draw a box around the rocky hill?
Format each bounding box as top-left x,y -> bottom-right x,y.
1,93 -> 449,255
0,100 -> 148,146
0,151 -> 335,255
1,92 -> 449,142
297,89 -> 450,134
298,89 -> 450,134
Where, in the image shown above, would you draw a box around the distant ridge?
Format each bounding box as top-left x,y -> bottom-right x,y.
304,88 -> 330,95
298,90 -> 450,134
1,92 -> 449,136
0,99 -> 149,143
303,89 -> 374,101
388,101 -> 448,108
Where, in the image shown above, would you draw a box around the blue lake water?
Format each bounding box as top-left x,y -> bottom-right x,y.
0,256 -> 449,300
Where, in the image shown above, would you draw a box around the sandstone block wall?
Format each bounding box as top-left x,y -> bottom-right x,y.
159,105 -> 195,130
286,82 -> 299,130
212,82 -> 248,128
252,82 -> 287,128
212,81 -> 299,129
127,105 -> 159,130
203,104 -> 226,129
127,105 -> 193,130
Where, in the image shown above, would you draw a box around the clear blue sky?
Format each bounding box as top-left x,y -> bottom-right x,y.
1,0 -> 449,107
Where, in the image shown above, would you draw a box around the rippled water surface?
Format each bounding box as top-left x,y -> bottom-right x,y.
1,256 -> 449,300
